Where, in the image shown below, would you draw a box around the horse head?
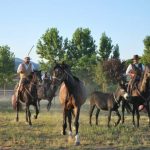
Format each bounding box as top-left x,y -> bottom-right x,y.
31,70 -> 42,84
141,64 -> 150,92
51,62 -> 71,88
116,75 -> 130,100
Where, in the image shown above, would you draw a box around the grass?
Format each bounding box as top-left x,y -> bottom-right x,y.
1,96 -> 150,150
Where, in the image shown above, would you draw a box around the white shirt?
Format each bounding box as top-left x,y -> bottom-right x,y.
17,63 -> 35,73
126,63 -> 145,75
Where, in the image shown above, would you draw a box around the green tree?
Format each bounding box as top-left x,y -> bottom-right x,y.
98,32 -> 113,61
36,27 -> 64,71
112,44 -> 120,59
66,28 -> 97,82
94,62 -> 107,91
141,36 -> 150,64
0,45 -> 15,91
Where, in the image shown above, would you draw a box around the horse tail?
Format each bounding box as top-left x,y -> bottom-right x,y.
11,94 -> 22,110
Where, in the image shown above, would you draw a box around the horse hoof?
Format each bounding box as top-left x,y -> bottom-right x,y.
75,142 -> 80,146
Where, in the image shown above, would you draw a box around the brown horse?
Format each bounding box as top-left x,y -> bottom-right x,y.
128,64 -> 150,127
89,81 -> 129,127
51,62 -> 87,145
12,70 -> 41,126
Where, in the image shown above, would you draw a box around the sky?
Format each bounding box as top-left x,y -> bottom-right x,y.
0,0 -> 150,63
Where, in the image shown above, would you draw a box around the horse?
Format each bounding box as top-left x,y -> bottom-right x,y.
51,62 -> 87,145
12,70 -> 42,110
37,77 -> 57,111
12,70 -> 41,126
89,81 -> 129,127
118,75 -> 133,124
128,64 -> 150,127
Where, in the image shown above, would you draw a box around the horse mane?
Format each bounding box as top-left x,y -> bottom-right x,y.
73,76 -> 80,82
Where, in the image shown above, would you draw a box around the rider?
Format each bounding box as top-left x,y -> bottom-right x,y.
17,56 -> 35,83
126,54 -> 145,94
42,72 -> 51,97
16,56 -> 35,96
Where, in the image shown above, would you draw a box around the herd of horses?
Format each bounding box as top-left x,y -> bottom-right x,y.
11,62 -> 150,145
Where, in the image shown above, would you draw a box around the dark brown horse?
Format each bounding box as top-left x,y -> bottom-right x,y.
51,62 -> 87,145
128,64 -> 150,127
37,77 -> 57,111
12,70 -> 41,126
89,81 -> 129,127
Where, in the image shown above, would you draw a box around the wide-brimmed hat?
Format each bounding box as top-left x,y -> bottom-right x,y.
132,55 -> 141,60
24,56 -> 30,60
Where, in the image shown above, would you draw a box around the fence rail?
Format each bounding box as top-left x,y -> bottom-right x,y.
0,90 -> 14,96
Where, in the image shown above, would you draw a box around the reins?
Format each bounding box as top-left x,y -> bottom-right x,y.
113,93 -> 120,106
135,85 -> 148,102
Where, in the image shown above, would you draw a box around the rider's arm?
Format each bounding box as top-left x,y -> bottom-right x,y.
126,64 -> 132,75
17,64 -> 23,74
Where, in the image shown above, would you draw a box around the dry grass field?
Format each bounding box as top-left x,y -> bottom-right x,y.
1,95 -> 150,150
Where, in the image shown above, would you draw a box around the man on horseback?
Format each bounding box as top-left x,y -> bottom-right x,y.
126,54 -> 145,94
17,56 -> 35,83
16,56 -> 35,97
42,72 -> 51,97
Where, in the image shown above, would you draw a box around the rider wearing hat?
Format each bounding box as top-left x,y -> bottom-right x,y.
126,54 -> 145,94
16,56 -> 35,94
17,56 -> 35,79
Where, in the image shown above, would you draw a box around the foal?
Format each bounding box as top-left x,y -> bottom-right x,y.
89,83 -> 129,127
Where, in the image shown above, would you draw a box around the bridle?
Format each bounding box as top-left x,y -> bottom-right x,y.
52,67 -> 67,87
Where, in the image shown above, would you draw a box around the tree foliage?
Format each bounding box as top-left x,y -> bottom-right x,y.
141,36 -> 150,64
66,28 -> 97,82
94,59 -> 125,91
36,28 -> 64,71
98,32 -> 113,61
0,45 -> 15,86
112,44 -> 120,59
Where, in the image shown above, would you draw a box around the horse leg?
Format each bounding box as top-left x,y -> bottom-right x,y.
122,101 -> 125,124
68,109 -> 73,140
16,100 -> 19,122
37,99 -> 41,112
62,108 -> 67,135
25,107 -> 28,122
26,105 -> 32,126
114,109 -> 121,126
89,105 -> 95,126
108,109 -> 112,127
135,107 -> 140,127
132,106 -> 136,127
16,92 -> 20,122
145,102 -> 150,127
47,100 -> 52,111
34,103 -> 39,119
95,108 -> 100,125
74,107 -> 80,145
